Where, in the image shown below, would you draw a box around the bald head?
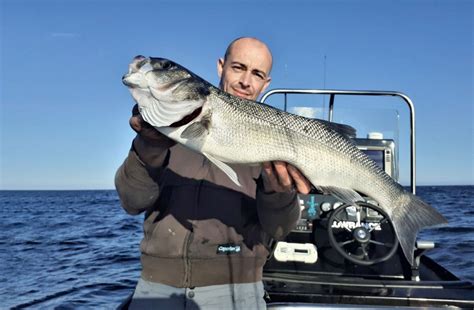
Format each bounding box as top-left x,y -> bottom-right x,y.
218,37 -> 273,101
224,37 -> 273,73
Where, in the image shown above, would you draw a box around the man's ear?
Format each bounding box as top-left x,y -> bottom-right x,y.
261,76 -> 272,94
217,58 -> 225,79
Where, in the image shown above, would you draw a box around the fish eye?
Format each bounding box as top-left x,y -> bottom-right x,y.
151,59 -> 174,70
161,61 -> 173,70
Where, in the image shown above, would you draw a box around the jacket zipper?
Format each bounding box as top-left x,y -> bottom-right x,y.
183,230 -> 194,287
183,180 -> 202,287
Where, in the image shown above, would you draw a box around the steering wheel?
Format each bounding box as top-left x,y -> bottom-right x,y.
327,201 -> 399,266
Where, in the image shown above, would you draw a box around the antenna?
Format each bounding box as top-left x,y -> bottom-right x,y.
284,64 -> 288,111
322,54 -> 327,117
323,54 -> 327,89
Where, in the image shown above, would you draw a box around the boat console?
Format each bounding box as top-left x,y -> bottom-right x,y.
278,138 -> 400,269
260,89 -> 474,309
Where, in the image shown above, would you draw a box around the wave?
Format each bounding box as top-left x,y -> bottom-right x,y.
11,281 -> 132,309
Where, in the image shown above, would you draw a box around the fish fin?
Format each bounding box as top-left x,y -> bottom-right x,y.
316,185 -> 364,206
204,152 -> 242,187
391,192 -> 447,266
180,122 -> 208,139
317,119 -> 357,139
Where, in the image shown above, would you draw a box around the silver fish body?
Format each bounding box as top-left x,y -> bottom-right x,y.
122,56 -> 447,265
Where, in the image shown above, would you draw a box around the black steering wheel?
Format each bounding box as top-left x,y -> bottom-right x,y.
327,201 -> 399,266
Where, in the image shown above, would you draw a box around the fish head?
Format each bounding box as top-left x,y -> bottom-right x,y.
122,56 -> 210,128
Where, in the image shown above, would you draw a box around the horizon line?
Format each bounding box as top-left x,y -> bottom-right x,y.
1,184 -> 473,191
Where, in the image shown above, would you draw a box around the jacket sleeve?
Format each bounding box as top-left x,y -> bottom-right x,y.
114,135 -> 174,215
255,178 -> 301,240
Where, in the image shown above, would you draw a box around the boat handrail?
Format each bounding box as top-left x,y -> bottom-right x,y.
260,89 -> 416,194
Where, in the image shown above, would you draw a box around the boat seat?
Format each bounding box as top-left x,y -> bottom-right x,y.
412,240 -> 435,281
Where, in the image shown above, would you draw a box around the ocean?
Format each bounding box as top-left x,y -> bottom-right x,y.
1,186 -> 473,309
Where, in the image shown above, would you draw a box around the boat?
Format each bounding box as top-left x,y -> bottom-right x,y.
261,89 -> 474,309
118,89 -> 474,309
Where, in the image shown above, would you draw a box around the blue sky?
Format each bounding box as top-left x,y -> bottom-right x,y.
1,0 -> 472,189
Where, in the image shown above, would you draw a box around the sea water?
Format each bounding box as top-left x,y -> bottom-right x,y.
1,186 -> 473,309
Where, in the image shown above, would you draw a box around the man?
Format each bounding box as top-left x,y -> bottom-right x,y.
116,37 -> 311,309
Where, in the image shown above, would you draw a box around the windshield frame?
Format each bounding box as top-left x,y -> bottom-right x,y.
261,88 -> 417,194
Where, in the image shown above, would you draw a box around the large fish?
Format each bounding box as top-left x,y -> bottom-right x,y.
122,55 -> 447,265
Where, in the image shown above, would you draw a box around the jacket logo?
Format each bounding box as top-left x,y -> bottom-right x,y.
217,244 -> 241,254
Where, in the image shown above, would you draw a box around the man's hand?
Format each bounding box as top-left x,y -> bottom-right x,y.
262,161 -> 311,194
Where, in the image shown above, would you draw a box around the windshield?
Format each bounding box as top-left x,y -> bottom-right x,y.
262,92 -> 412,185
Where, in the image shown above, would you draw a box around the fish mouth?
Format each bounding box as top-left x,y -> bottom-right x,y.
123,55 -> 192,91
122,56 -> 153,88
122,72 -> 149,89
122,74 -> 137,87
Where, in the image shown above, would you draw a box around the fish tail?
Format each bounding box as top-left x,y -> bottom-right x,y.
392,192 -> 447,266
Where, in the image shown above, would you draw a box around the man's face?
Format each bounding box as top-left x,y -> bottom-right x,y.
217,38 -> 272,101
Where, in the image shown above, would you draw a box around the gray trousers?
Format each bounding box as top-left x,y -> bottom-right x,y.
129,278 -> 266,310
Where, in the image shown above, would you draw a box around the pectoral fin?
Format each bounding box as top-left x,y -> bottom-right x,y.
180,111 -> 212,140
180,122 -> 209,139
204,152 -> 241,187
